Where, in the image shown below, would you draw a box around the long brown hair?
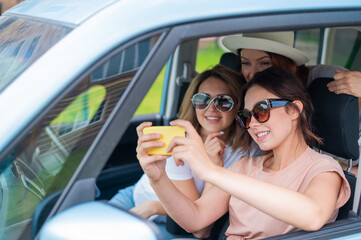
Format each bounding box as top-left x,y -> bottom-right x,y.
238,67 -> 321,152
178,64 -> 246,151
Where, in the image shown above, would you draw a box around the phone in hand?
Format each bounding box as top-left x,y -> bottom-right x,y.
143,126 -> 186,155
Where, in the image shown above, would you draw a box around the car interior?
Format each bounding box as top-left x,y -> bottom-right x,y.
13,26 -> 361,239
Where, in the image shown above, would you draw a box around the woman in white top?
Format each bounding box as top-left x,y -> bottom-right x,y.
110,64 -> 261,237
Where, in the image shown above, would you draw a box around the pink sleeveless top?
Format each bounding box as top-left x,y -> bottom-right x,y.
226,147 -> 351,240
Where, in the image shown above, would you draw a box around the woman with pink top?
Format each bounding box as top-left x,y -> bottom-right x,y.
136,67 -> 350,239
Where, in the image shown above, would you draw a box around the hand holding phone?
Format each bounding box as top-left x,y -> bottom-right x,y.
143,126 -> 186,155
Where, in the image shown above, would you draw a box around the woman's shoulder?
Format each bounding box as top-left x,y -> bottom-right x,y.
304,147 -> 342,169
299,147 -> 348,190
302,147 -> 351,209
229,152 -> 272,173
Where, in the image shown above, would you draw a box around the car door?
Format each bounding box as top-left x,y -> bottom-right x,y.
0,29 -> 175,239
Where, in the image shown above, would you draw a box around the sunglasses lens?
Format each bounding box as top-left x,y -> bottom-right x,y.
192,93 -> 210,110
253,102 -> 270,122
238,110 -> 252,128
215,96 -> 234,112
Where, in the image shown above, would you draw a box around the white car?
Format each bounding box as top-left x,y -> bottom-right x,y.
0,0 -> 361,239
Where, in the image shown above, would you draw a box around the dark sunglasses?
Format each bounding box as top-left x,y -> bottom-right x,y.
237,98 -> 291,129
191,93 -> 234,112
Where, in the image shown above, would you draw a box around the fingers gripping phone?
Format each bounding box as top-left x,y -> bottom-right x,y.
143,126 -> 186,155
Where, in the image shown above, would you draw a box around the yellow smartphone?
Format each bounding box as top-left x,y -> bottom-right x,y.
143,126 -> 186,155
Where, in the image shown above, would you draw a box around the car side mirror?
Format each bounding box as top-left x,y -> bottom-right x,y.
39,201 -> 163,240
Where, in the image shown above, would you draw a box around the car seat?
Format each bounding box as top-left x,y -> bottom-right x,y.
219,52 -> 240,73
307,64 -> 359,220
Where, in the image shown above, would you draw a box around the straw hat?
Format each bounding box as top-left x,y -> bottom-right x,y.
222,31 -> 309,66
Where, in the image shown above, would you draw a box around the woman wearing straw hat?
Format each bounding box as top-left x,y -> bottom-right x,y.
222,31 -> 361,174
222,31 -> 310,85
222,31 -> 361,90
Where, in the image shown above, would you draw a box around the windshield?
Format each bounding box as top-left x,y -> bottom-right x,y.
0,15 -> 72,92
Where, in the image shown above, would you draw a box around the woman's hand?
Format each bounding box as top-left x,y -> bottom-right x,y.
129,201 -> 164,219
204,132 -> 226,167
327,69 -> 361,97
167,119 -> 216,181
136,122 -> 169,182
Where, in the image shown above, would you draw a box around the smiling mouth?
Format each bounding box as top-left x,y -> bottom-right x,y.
256,131 -> 269,138
206,116 -> 221,120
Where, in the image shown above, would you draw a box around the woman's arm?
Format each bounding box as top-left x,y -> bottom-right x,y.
205,166 -> 342,231
169,119 -> 343,231
191,183 -> 220,239
130,178 -> 200,219
130,200 -> 166,218
149,174 -> 230,232
131,178 -> 219,238
136,122 -> 229,232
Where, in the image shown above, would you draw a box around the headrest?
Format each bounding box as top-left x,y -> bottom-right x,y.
219,52 -> 240,73
308,78 -> 359,160
307,64 -> 345,87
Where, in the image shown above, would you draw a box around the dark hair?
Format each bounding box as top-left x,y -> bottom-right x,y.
238,67 -> 322,151
178,64 -> 246,150
268,52 -> 309,87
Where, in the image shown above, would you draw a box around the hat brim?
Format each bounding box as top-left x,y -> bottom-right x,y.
222,36 -> 309,66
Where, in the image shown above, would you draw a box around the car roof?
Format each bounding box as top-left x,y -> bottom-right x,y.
6,0 -> 361,27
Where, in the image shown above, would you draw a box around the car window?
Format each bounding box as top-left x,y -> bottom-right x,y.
0,34 -> 161,240
0,16 -> 72,93
135,64 -> 167,115
294,29 -> 320,65
323,28 -> 361,71
196,37 -> 224,72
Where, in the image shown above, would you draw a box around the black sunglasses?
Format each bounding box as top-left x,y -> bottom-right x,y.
191,93 -> 234,112
237,98 -> 291,129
